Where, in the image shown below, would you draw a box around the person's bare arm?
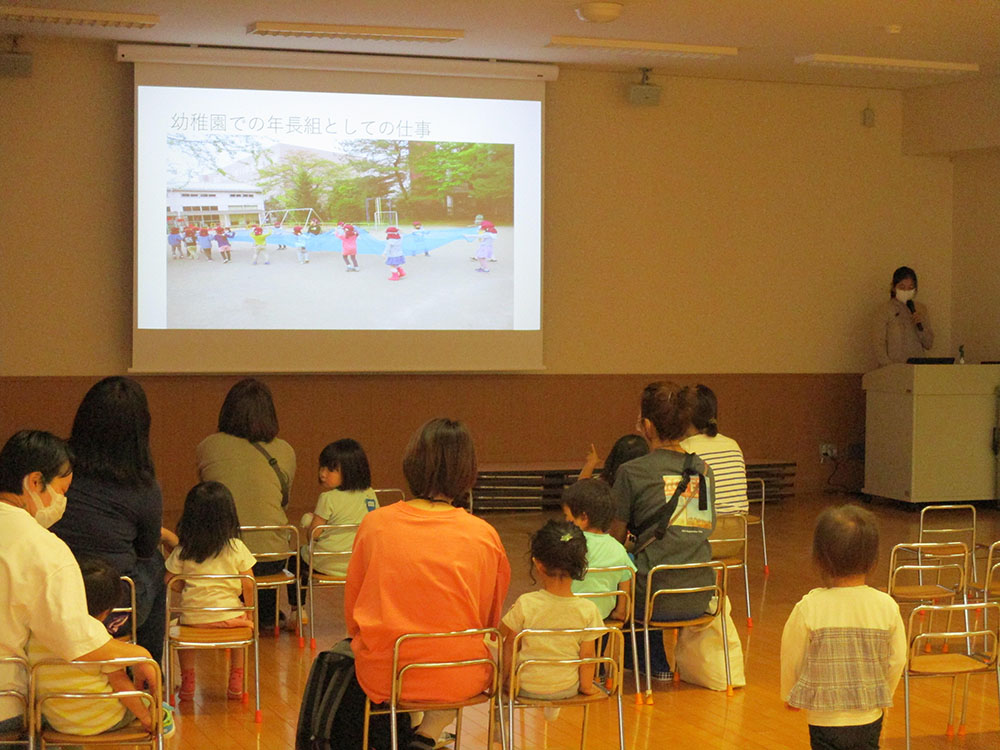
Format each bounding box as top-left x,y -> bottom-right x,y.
76,639 -> 156,693
240,568 -> 255,615
159,528 -> 179,554
499,622 -> 516,690
609,578 -> 632,622
308,513 -> 329,541
579,444 -> 600,480
107,668 -> 153,730
578,639 -> 599,695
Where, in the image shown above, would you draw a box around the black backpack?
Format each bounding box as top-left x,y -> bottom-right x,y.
296,639 -> 414,750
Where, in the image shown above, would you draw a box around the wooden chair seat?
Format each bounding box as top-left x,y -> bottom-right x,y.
512,690 -> 613,708
175,625 -> 254,643
890,585 -> 957,602
311,572 -> 347,584
0,729 -> 26,742
254,570 -> 296,585
901,543 -> 968,558
746,514 -> 761,525
967,581 -> 1000,597
386,692 -> 493,713
909,652 -> 991,675
642,614 -> 716,630
42,719 -> 151,743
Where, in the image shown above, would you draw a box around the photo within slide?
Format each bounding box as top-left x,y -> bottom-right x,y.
136,86 -> 542,331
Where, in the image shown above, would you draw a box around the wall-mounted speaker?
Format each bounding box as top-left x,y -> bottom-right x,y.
629,83 -> 661,106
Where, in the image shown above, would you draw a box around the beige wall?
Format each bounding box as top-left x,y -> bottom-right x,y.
0,38 -> 954,376
951,148 -> 1000,362
904,76 -> 1000,156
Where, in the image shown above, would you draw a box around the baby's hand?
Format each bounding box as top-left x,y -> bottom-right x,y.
584,443 -> 600,468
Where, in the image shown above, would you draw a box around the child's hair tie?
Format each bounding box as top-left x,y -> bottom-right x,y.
559,532 -> 573,542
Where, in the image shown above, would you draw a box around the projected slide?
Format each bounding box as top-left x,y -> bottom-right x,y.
136,86 -> 541,331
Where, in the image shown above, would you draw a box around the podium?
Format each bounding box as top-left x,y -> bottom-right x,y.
862,364 -> 1000,503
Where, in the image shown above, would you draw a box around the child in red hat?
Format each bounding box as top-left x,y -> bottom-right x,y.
474,221 -> 497,273
336,223 -> 360,271
383,227 -> 405,281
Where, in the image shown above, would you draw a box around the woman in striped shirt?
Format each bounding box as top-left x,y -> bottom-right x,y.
680,385 -> 747,516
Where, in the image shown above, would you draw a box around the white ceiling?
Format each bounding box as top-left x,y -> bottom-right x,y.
3,0 -> 999,90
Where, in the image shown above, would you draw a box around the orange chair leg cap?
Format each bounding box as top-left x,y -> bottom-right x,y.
644,695 -> 654,706
255,709 -> 263,724
168,694 -> 175,708
747,617 -> 753,629
634,694 -> 643,707
945,724 -> 954,737
727,686 -> 734,697
298,636 -> 305,649
673,671 -> 680,684
941,642 -> 949,653
958,725 -> 966,737
241,692 -> 249,705
310,638 -> 317,650
273,625 -> 280,638
763,565 -> 770,576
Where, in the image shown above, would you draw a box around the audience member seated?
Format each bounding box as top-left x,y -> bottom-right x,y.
680,384 -> 748,515
0,430 -> 156,737
50,377 -> 168,662
579,434 -> 649,485
197,377 -> 296,629
611,382 -> 717,680
345,418 -> 511,750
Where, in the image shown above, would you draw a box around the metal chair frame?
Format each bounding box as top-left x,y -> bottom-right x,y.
710,513 -> 753,627
504,626 -> 625,750
968,540 -> 1000,604
111,576 -> 138,644
745,477 -> 769,575
912,504 -> 984,583
0,656 -> 28,749
163,573 -> 262,722
29,656 -> 163,750
239,524 -> 302,645
903,601 -> 1000,749
888,542 -> 968,606
572,566 -> 641,702
374,488 -> 406,507
306,522 -> 357,650
363,627 -> 502,750
638,560 -> 732,703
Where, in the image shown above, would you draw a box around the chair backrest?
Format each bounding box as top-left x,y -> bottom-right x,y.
166,573 -> 259,630
374,488 -> 405,507
238,524 -> 300,564
985,540 -> 1000,600
919,504 -> 977,551
709,514 -> 748,560
390,628 -> 502,708
572,566 -> 636,624
111,576 -> 138,644
644,560 -> 727,624
0,656 -> 28,745
29,656 -> 163,745
888,542 -> 968,596
906,602 -> 999,667
309,523 -> 360,579
509,626 -> 624,700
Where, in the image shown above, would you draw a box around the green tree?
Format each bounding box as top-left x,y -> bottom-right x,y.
341,140 -> 410,201
257,154 -> 349,215
410,142 -> 514,220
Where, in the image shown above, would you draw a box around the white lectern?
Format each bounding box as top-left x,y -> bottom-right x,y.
862,364 -> 1000,503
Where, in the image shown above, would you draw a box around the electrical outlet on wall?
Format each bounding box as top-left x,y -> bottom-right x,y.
820,443 -> 838,462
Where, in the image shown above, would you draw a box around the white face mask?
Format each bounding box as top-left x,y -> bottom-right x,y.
24,477 -> 68,528
895,288 -> 916,303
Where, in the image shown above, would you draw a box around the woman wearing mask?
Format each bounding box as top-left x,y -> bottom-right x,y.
873,266 -> 934,367
51,377 -> 167,662
0,430 -> 156,736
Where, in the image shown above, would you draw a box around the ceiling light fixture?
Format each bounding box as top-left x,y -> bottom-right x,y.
248,22 -> 463,43
0,5 -> 158,28
548,35 -> 738,60
575,2 -> 624,23
795,53 -> 978,75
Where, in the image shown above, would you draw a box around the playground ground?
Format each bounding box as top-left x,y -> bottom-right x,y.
164,230 -> 515,330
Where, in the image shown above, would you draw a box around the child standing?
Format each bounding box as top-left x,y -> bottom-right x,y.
182,226 -> 198,259
293,439 -> 376,632
474,221 -> 497,273
336,222 -> 360,271
250,224 -> 272,265
500,520 -> 603,720
196,227 -> 214,262
292,225 -> 309,264
214,226 -> 235,264
562,480 -> 636,621
411,221 -> 430,257
29,556 -> 173,737
383,226 -> 405,280
165,481 -> 257,702
168,226 -> 183,259
780,505 -> 906,750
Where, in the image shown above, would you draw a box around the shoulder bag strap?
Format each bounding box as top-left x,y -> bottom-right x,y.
251,441 -> 291,508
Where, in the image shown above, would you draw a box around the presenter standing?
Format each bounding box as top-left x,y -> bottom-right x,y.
873,266 -> 934,366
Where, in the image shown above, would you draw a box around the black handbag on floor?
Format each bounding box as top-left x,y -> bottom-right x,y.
296,639 -> 414,750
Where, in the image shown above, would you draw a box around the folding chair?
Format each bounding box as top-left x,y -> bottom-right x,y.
745,477 -> 769,575
111,575 -> 138,643
903,602 -> 1000,749
307,522 -> 357,650
572,566 -> 641,702
888,542 -> 968,607
163,573 -> 262,722
29,656 -> 163,750
710,514 -> 752,628
240,524 -> 302,645
363,627 -> 502,750
637,560 -> 732,703
0,656 -> 28,748
374,488 -> 405,506
968,540 -> 1000,604
910,504 -> 985,583
504,626 -> 625,750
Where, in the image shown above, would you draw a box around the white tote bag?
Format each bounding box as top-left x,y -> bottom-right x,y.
674,595 -> 746,691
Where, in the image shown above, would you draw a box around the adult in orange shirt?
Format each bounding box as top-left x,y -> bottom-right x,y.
345,418 -> 511,750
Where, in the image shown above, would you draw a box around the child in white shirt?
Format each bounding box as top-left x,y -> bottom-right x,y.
780,505 -> 906,750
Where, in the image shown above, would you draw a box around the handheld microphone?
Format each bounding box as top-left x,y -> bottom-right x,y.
905,299 -> 924,331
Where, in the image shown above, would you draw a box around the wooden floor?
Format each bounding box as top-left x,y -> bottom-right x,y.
163,493 -> 1000,749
